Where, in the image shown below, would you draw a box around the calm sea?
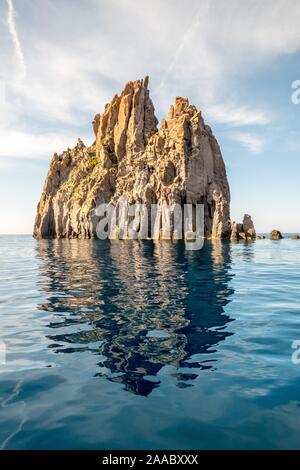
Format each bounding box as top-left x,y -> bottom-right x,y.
0,235 -> 300,449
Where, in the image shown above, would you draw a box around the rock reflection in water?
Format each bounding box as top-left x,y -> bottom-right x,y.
36,239 -> 234,396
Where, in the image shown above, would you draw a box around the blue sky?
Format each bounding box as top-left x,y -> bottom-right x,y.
0,0 -> 300,233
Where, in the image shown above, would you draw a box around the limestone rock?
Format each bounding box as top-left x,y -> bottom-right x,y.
270,230 -> 283,240
34,77 -> 245,240
291,234 -> 300,240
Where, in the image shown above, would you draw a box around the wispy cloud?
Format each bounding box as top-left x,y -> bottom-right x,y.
1,0 -> 300,157
6,0 -> 26,80
231,132 -> 265,154
0,129 -> 92,159
204,103 -> 271,127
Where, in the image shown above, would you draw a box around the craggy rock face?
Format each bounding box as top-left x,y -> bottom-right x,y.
34,77 -> 232,239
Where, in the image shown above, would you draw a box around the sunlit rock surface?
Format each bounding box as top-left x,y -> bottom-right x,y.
34,77 -> 244,240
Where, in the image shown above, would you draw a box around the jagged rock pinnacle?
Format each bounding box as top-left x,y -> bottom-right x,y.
34,77 -> 235,239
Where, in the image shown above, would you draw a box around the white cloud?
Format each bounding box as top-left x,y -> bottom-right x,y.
0,129 -> 92,159
1,0 -> 300,158
204,103 -> 271,127
231,132 -> 265,154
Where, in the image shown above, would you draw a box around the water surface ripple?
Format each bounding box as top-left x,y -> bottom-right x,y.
0,236 -> 300,449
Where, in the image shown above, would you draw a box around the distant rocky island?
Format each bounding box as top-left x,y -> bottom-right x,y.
34,76 -> 255,240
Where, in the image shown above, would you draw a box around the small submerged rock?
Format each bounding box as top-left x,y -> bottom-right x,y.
256,235 -> 265,240
270,230 -> 283,240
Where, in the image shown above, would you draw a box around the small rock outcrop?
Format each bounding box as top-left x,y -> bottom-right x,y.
291,234 -> 300,240
34,77 -> 252,240
231,214 -> 256,241
270,230 -> 283,240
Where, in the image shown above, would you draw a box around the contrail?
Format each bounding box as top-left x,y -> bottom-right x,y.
6,0 -> 26,80
153,1 -> 211,96
153,11 -> 202,96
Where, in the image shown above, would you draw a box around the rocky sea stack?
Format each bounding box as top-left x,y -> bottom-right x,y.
34,77 -> 253,240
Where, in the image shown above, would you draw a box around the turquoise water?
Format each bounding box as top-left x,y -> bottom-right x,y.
0,235 -> 300,449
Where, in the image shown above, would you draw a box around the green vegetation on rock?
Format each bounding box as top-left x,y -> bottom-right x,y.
87,149 -> 99,170
87,157 -> 99,169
